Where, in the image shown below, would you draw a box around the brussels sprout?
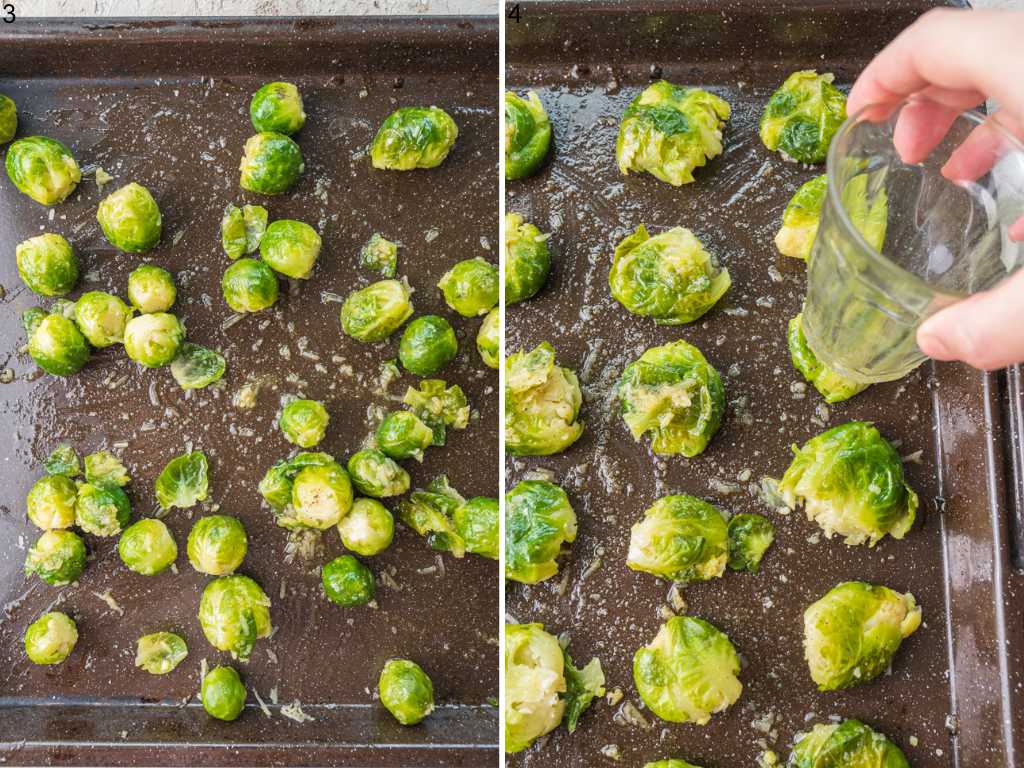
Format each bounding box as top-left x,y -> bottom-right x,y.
402,379 -> 469,446
370,107 -> 458,171
155,450 -> 209,511
83,450 -> 129,488
27,474 -> 78,529
6,136 -> 81,205
346,450 -> 410,499
340,279 -> 414,342
453,496 -> 498,560
775,174 -> 826,260
123,312 -> 184,368
170,343 -> 227,390
201,665 -> 247,721
16,234 -> 78,296
221,203 -> 268,259
505,213 -> 551,305
321,554 -> 376,606
97,182 -> 162,252
44,444 -> 81,478
376,411 -> 434,461
378,659 -> 434,725
118,518 -> 177,575
24,611 -> 77,665
633,615 -> 742,724
198,575 -> 272,660
804,581 -> 921,691
26,311 -> 90,376
627,495 -> 728,583
359,233 -> 399,278
0,93 -> 15,144
337,498 -> 395,556
278,398 -> 330,448
778,422 -> 918,546
75,482 -> 131,536
287,462 -> 354,530
477,307 -> 499,369
617,340 -> 724,457
258,451 -> 335,510
505,91 -> 552,181
504,623 -> 566,752
222,258 -> 280,313
127,264 -> 176,313
239,132 -> 304,195
616,81 -> 730,186
727,513 -> 775,573
505,479 -> 577,583
188,515 -> 248,575
260,219 -> 321,279
135,631 -> 188,674
438,258 -> 499,318
399,315 -> 458,376
609,225 -> 730,325
398,475 -> 466,557
250,82 -> 305,135
788,314 -> 868,404
760,70 -> 846,164
74,291 -> 133,348
644,761 -> 703,768
24,529 -> 86,586
789,720 -> 910,768
505,343 -> 583,456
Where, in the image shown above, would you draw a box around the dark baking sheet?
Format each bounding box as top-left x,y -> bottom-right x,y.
505,2 -> 1024,767
0,17 -> 498,767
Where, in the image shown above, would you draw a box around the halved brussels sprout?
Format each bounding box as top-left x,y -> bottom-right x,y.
16,234 -> 78,296
477,307 -> 499,369
201,665 -> 247,721
198,575 -> 272,660
633,615 -> 742,724
340,279 -> 414,342
0,93 -> 15,144
505,213 -> 550,305
379,658 -> 435,725
775,174 -> 826,260
505,91 -> 551,181
760,70 -> 846,164
258,451 -> 334,510
359,233 -> 399,278
789,720 -> 910,768
170,343 -> 227,390
505,343 -> 583,456
453,496 -> 498,560
239,132 -> 303,195
617,340 -> 724,457
74,291 -> 133,348
278,398 -> 330,448
123,312 -> 184,368
6,136 -> 81,205
788,313 -> 868,404
346,450 -> 410,498
804,581 -> 921,691
136,631 -> 188,674
321,554 -> 375,606
402,379 -> 469,446
398,476 -> 466,557
438,258 -> 499,318
26,310 -> 90,376
222,258 -> 279,313
399,315 -> 458,376
616,81 -> 730,186
155,450 -> 209,511
27,474 -> 78,529
627,495 -> 728,583
127,264 -> 176,313
84,450 -> 129,489
505,623 -> 565,752
24,611 -> 77,665
250,82 -> 305,135
376,411 -> 434,461
337,498 -> 394,556
97,182 -> 162,253
75,482 -> 131,536
221,203 -> 268,259
505,479 -> 576,584
118,518 -> 177,576
188,515 -> 248,576
260,219 -> 321,279
370,107 -> 458,170
609,224 -> 730,325
288,462 -> 353,530
727,513 -> 775,573
25,529 -> 86,586
44,443 -> 81,478
778,422 -> 918,546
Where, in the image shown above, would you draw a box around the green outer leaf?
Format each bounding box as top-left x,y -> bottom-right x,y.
170,343 -> 227,390
561,650 -> 605,733
44,444 -> 81,477
155,451 -> 209,511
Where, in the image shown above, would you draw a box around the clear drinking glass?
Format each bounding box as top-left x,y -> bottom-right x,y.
802,99 -> 1024,383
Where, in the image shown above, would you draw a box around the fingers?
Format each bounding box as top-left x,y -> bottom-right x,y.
892,98 -> 964,164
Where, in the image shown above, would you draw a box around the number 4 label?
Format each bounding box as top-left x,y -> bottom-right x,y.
507,3 -> 520,23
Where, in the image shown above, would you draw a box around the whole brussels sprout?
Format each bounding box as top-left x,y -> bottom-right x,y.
397,476 -> 466,556
359,233 -> 399,278
118,518 -> 177,575
378,658 -> 435,725
239,132 -> 304,195
75,482 -> 131,536
250,82 -> 305,135
775,174 -> 826,260
627,495 -> 728,583
645,761 -> 703,768
633,616 -> 742,724
804,581 -> 921,691
789,720 -> 910,768
453,496 -> 498,560
187,515 -> 248,575
155,450 -> 209,511
476,307 -> 499,369
760,70 -> 846,164
402,379 -> 469,446
340,279 -> 414,342
221,203 -> 268,259
201,665 -> 247,721
74,291 -> 133,348
170,343 -> 227,390
278,398 -> 330,448
438,257 -> 499,318
505,213 -> 550,305
337,498 -> 394,556
376,411 -> 434,461
26,311 -> 90,376
778,421 -> 918,546
617,81 -> 730,186
258,451 -> 335,510
25,529 -> 86,586
505,91 -> 551,181
727,513 -> 775,573
97,182 -> 162,252
788,314 -> 868,404
16,234 -> 78,296
27,474 -> 78,529
123,312 -> 184,368
609,225 -> 730,325
346,450 -> 410,499
0,93 -> 15,144
505,623 -> 565,752
127,264 -> 176,313
617,340 -> 724,457
135,631 -> 188,674
260,219 -> 321,279
505,479 -> 576,584
222,258 -> 279,313
198,575 -> 272,660
399,315 -> 458,376
321,554 -> 376,606
24,611 -> 77,665
370,107 -> 458,170
505,343 -> 583,456
289,462 -> 353,529
6,136 -> 81,205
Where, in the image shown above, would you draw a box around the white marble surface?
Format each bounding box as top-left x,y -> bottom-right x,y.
29,0 -> 493,16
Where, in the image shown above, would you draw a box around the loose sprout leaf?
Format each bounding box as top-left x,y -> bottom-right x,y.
562,651 -> 606,733
402,380 -> 469,446
360,233 -> 399,278
44,444 -> 81,477
243,205 -> 268,253
789,719 -> 911,768
84,450 -> 130,488
135,631 -> 188,675
171,343 -> 227,390
398,476 -> 467,557
155,451 -> 210,511
726,513 -> 775,573
221,204 -> 246,260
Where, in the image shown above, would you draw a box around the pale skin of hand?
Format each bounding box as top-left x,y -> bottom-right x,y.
848,8 -> 1024,370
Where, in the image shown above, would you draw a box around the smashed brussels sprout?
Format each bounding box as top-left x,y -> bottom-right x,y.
505,91 -> 551,181
239,132 -> 303,195
504,623 -> 565,752
97,182 -> 162,252
75,291 -> 133,348
25,310 -> 90,376
202,665 -> 247,721
617,81 -> 730,186
24,611 -> 77,665
370,107 -> 458,170
84,450 -> 129,488
136,631 -> 188,674
260,219 -> 321,279
170,343 -> 226,390
438,258 -> 499,318
337,498 -> 394,556
75,482 -> 131,536
16,234 -> 78,296
403,379 -> 469,446
6,136 -> 81,205
778,422 -> 918,546
127,264 -> 176,313
399,315 -> 458,376
0,93 -> 15,144
505,213 -> 550,305
322,554 -> 376,606
27,474 -> 78,529
340,279 -> 414,342
250,82 -> 305,135
359,233 -> 399,278
155,450 -> 209,511
188,515 -> 248,576
505,479 -> 577,584
627,495 -> 728,583
727,513 -> 775,573
198,575 -> 271,660
347,450 -> 410,499
505,343 -> 583,456
634,615 -> 742,724
25,529 -> 86,586
788,314 -> 867,404
278,398 -> 330,448
398,476 -> 467,556
221,203 -> 268,259
789,720 -> 910,768
379,659 -> 435,725
477,307 -> 499,369
760,70 -> 846,164
118,518 -> 177,575
123,312 -> 184,368
376,411 -> 434,462
222,258 -> 279,313
775,174 -> 826,260
453,496 -> 499,560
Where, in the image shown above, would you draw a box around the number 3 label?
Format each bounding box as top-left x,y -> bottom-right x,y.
3,4 -> 14,22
